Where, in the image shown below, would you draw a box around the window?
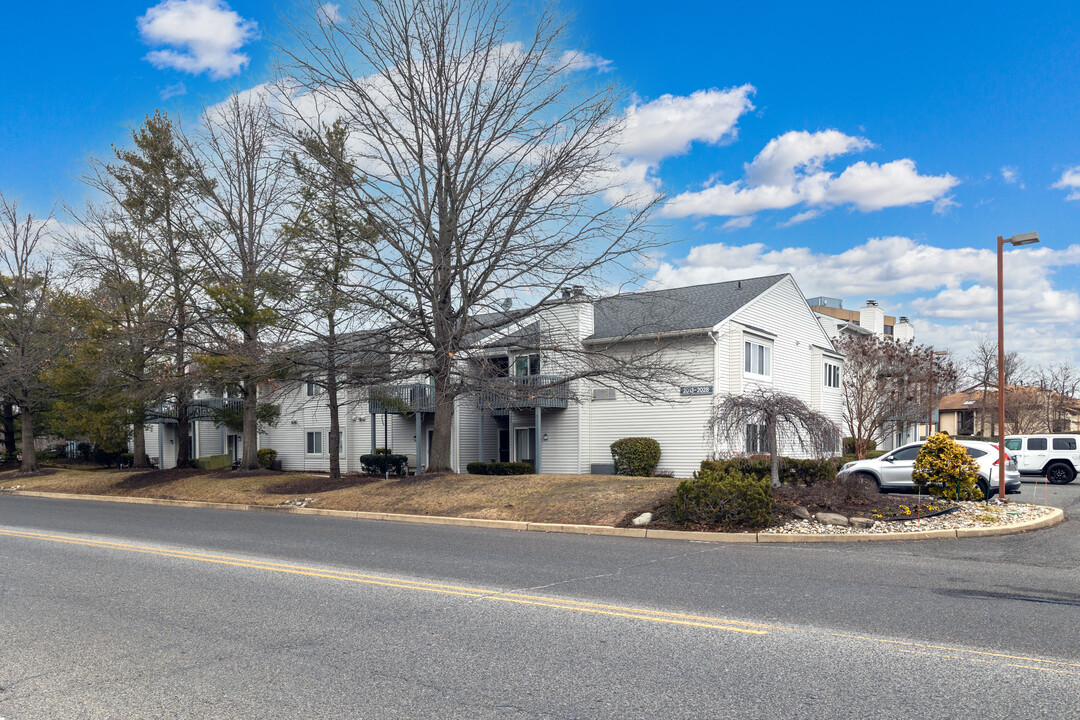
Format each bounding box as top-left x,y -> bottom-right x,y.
1053,437 -> 1077,450
1028,438 -> 1047,451
1004,438 -> 1022,451
824,363 -> 840,388
890,446 -> 920,462
745,423 -> 769,453
744,340 -> 771,377
306,379 -> 321,397
514,354 -> 540,377
306,431 -> 322,455
965,447 -> 988,458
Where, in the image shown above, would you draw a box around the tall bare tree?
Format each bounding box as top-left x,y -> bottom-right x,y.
279,0 -> 664,473
183,94 -> 294,469
705,387 -> 839,488
963,335 -> 1027,436
837,335 -> 957,459
0,194 -> 68,473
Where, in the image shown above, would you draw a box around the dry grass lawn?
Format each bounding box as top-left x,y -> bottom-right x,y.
0,464 -> 680,527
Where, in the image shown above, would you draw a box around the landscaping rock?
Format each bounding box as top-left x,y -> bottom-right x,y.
815,512 -> 849,527
632,512 -> 653,526
849,516 -> 875,529
792,506 -> 812,520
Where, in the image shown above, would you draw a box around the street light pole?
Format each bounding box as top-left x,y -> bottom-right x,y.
996,231 -> 1040,500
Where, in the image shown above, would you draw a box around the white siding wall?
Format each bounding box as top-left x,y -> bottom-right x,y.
726,276 -> 844,458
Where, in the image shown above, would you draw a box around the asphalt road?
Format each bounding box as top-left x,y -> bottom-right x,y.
2,485 -> 1079,719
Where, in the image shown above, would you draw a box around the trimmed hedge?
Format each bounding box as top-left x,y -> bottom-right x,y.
673,467 -> 772,529
195,453 -> 232,470
257,448 -> 277,469
466,461 -> 534,475
360,448 -> 408,476
698,456 -> 842,486
610,437 -> 661,477
843,437 -> 877,455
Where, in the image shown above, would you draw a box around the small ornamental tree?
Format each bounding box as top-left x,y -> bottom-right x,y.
912,432 -> 981,500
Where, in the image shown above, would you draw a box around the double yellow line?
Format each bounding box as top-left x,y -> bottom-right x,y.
0,528 -> 774,635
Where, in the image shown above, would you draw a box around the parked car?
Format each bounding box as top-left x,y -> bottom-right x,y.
837,440 -> 1021,494
1004,434 -> 1080,484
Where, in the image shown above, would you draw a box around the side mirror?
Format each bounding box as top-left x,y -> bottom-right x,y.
882,456 -> 894,463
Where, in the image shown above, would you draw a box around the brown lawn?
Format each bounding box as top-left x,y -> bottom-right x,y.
0,465 -> 680,527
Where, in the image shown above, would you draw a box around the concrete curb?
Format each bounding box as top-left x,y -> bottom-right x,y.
1,490 -> 1065,543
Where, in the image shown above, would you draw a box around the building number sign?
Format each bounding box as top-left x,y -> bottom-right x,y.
679,386 -> 714,396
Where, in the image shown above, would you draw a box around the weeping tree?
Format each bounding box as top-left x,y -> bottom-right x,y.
705,388 -> 839,488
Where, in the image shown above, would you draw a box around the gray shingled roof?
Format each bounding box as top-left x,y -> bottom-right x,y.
587,274 -> 788,340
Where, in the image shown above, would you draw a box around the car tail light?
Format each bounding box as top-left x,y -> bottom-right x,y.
989,443 -> 1011,465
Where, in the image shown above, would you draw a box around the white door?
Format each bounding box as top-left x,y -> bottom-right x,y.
1023,437 -> 1049,473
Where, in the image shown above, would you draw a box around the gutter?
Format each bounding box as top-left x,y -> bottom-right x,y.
582,326 -> 715,345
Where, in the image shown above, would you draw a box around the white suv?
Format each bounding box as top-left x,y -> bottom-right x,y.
838,440 -> 1021,495
1004,434 -> 1080,484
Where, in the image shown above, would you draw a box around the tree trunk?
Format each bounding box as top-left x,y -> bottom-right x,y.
767,422 -> 780,488
19,405 -> 38,474
240,378 -> 258,469
175,397 -> 191,467
327,380 -> 341,480
131,410 -> 148,468
2,403 -> 16,457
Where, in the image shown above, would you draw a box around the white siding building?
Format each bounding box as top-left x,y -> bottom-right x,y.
142,273 -> 844,477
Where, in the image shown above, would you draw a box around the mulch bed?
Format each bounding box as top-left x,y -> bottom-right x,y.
264,474 -> 382,495
618,476 -> 951,533
114,468 -> 204,489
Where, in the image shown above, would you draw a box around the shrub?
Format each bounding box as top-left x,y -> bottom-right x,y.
360,449 -> 408,476
466,461 -> 534,475
697,456 -> 840,486
843,437 -> 877,455
610,437 -> 661,476
257,448 -> 278,469
673,467 -> 772,529
912,432 -> 981,500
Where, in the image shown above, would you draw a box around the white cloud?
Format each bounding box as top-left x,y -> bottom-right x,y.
660,130 -> 959,221
1001,165 -> 1024,188
138,0 -> 260,80
617,86 -> 755,164
777,209 -> 821,227
644,237 -> 1080,363
1052,165 -> 1080,200
558,50 -> 613,73
160,81 -> 187,99
933,195 -> 959,215
317,3 -> 341,25
721,216 -> 754,231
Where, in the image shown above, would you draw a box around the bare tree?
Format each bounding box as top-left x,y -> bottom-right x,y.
0,194 -> 68,473
705,387 -> 838,488
1036,361 -> 1080,432
837,335 -> 957,458
964,334 -> 1026,436
183,94 -> 294,469
279,0 -> 665,473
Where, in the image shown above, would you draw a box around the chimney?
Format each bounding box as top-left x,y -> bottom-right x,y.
571,285 -> 585,297
894,315 -> 915,342
860,299 -> 885,336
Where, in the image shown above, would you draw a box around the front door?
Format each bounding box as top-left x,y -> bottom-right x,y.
514,428 -> 536,467
426,429 -> 433,471
1023,437 -> 1049,473
880,445 -> 920,488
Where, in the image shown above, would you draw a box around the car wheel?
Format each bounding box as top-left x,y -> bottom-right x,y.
852,471 -> 882,492
976,478 -> 989,498
1046,463 -> 1075,485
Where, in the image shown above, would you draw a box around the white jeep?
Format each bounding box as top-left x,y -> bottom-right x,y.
1003,434 -> 1080,484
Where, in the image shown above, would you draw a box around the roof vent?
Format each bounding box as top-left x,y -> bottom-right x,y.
866,299 -> 879,307
898,316 -> 909,323
571,285 -> 585,297
737,280 -> 742,289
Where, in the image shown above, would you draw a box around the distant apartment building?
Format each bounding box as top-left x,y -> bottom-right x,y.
806,297 -> 915,342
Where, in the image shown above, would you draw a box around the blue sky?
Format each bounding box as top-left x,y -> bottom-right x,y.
3,0 -> 1080,367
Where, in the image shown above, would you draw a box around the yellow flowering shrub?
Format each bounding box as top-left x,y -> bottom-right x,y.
913,432 -> 981,501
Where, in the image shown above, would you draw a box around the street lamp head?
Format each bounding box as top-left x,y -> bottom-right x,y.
1008,232 -> 1040,246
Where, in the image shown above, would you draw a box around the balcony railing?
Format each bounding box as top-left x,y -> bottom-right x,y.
146,397 -> 244,424
479,374 -> 569,412
368,383 -> 435,414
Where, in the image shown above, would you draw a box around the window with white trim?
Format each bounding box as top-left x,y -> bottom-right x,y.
744,340 -> 771,377
824,362 -> 840,388
306,379 -> 321,397
745,423 -> 769,453
306,431 -> 323,455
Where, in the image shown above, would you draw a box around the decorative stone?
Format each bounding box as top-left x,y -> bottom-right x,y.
815,512 -> 849,527
792,506 -> 812,520
632,512 -> 653,526
849,516 -> 874,529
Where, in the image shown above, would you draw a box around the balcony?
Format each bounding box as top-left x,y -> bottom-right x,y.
368,383 -> 436,414
146,397 -> 244,424
479,375 -> 569,413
